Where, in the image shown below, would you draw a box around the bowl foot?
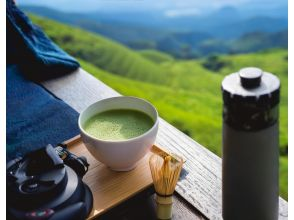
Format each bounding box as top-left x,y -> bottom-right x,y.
109,164 -> 137,172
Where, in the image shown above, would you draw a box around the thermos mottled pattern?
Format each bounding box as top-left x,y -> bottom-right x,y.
222,67 -> 280,220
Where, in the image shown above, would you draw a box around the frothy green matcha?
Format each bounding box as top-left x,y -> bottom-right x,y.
83,109 -> 154,140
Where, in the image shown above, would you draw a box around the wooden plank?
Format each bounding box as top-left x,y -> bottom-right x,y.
42,68 -> 288,219
172,192 -> 207,220
42,69 -> 118,113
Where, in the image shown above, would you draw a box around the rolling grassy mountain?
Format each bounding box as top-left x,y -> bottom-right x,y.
29,15 -> 288,199
31,15 -> 168,84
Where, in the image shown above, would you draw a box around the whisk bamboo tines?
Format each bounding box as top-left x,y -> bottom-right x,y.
149,153 -> 183,219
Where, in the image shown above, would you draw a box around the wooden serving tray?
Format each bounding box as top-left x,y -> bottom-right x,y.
63,135 -> 170,219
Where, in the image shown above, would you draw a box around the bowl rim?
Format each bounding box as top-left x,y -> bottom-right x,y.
78,96 -> 159,143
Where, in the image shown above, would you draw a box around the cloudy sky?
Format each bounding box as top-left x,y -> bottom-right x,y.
18,0 -> 287,13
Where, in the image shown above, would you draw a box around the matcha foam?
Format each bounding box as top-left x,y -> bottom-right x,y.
83,109 -> 154,141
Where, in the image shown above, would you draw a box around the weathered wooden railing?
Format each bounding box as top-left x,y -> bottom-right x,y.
42,68 -> 288,219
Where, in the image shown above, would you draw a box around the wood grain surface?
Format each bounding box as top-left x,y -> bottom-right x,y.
42,68 -> 288,219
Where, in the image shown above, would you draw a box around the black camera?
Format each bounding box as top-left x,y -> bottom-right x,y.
7,144 -> 93,220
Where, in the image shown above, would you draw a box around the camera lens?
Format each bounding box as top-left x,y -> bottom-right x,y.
21,180 -> 40,193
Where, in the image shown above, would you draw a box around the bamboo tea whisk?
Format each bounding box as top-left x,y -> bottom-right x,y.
149,153 -> 183,219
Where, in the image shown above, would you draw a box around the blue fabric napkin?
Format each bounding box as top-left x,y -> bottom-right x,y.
7,0 -> 80,81
6,65 -> 80,161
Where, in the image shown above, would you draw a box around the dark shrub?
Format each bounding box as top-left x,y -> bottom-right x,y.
202,55 -> 228,72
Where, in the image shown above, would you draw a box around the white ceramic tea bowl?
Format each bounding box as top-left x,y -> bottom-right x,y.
78,96 -> 159,171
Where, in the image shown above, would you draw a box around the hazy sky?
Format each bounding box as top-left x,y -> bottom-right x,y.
18,0 -> 287,13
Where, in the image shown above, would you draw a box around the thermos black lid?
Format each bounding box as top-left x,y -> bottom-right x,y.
239,67 -> 262,88
222,67 -> 280,131
222,67 -> 280,107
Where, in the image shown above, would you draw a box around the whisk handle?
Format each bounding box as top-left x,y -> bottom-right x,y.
155,195 -> 173,219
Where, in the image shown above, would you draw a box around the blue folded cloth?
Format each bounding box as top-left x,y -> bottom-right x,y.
6,65 -> 80,161
7,0 -> 79,81
6,0 -> 81,160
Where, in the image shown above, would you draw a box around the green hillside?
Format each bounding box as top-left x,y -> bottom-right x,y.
30,15 -> 168,84
30,15 -> 288,199
138,49 -> 174,63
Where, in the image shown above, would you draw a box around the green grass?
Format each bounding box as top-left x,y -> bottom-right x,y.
280,156 -> 288,200
30,15 -> 288,200
138,49 -> 174,63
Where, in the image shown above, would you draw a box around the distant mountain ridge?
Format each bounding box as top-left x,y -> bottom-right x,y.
213,16 -> 288,38
230,30 -> 288,53
21,5 -> 288,58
